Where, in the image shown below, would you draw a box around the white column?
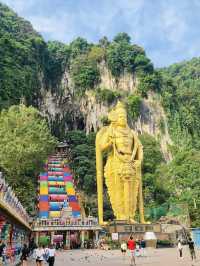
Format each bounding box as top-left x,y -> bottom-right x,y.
35,232 -> 39,245
81,231 -> 85,248
65,231 -> 70,249
50,231 -> 54,245
95,231 -> 99,242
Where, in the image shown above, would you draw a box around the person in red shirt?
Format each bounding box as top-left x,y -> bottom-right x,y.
127,236 -> 136,266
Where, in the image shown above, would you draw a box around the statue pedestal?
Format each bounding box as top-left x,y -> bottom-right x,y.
106,220 -> 161,242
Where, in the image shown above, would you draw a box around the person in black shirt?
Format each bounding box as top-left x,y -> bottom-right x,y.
141,239 -> 146,257
21,244 -> 29,266
188,237 -> 196,261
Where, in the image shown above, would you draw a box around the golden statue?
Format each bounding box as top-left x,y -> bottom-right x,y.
96,101 -> 145,225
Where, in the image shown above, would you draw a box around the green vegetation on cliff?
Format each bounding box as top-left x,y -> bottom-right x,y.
157,57 -> 200,226
0,3 -> 47,108
160,58 -> 200,149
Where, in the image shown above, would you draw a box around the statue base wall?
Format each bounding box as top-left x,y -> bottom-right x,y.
105,220 -> 169,243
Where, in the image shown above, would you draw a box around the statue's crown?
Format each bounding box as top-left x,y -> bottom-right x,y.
108,101 -> 126,122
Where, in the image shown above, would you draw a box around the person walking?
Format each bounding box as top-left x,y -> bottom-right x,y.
127,236 -> 136,266
121,241 -> 127,260
46,244 -> 56,266
20,244 -> 29,266
0,240 -> 5,266
177,240 -> 183,258
140,239 -> 146,257
35,245 -> 45,266
188,237 -> 196,262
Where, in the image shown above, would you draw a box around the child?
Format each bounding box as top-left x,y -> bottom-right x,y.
121,241 -> 127,260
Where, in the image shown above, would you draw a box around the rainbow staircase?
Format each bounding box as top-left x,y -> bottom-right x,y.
39,154 -> 81,219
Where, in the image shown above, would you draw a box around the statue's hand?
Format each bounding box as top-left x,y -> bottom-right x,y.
132,160 -> 141,167
101,139 -> 113,151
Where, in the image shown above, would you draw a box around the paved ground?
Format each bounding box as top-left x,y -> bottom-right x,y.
28,247 -> 200,266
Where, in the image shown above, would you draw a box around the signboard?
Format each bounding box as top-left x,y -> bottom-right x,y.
112,233 -> 119,241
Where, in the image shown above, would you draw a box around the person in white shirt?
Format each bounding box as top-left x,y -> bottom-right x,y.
35,245 -> 45,266
46,244 -> 56,266
121,241 -> 127,260
178,240 -> 183,258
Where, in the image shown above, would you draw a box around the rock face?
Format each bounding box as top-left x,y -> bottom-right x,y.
39,62 -> 172,161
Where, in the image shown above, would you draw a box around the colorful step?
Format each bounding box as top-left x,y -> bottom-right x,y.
38,153 -> 81,219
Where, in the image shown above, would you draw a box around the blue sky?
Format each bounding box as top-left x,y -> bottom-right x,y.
2,0 -> 200,67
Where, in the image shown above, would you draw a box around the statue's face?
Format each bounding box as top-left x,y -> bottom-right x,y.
117,111 -> 127,127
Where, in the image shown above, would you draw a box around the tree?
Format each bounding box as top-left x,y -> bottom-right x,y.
127,94 -> 142,120
156,149 -> 200,226
46,41 -> 71,88
70,37 -> 89,58
0,3 -> 47,108
0,104 -> 57,212
113,32 -> 131,43
99,36 -> 110,48
139,134 -> 167,210
71,55 -> 100,94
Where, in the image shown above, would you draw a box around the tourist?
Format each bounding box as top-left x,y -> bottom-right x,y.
0,240 -> 5,266
46,244 -> 56,266
188,237 -> 196,261
135,239 -> 140,257
140,238 -> 146,257
177,240 -> 183,258
121,241 -> 127,260
20,244 -> 29,266
35,245 -> 45,266
127,236 -> 136,266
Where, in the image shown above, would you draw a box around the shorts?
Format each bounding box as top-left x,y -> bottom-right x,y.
36,259 -> 44,262
121,249 -> 126,253
129,250 -> 135,256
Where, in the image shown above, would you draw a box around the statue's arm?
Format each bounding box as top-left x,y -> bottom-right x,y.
131,130 -> 143,161
96,127 -> 111,224
98,127 -> 113,152
137,138 -> 143,161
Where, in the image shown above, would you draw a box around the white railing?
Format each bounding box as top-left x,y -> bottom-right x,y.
34,217 -> 99,228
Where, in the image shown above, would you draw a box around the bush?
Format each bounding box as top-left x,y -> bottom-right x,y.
46,41 -> 70,88
138,73 -> 161,97
87,46 -> 104,62
95,88 -> 120,104
70,37 -> 89,58
157,239 -> 173,248
107,33 -> 152,77
113,32 -> 131,43
127,94 -> 142,120
71,55 -> 100,94
100,115 -> 110,126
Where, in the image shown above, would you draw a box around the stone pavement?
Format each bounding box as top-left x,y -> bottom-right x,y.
27,246 -> 200,266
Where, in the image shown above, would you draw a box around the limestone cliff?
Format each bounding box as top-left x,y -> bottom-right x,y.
39,61 -> 172,161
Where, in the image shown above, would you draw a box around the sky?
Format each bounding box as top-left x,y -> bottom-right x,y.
2,0 -> 200,67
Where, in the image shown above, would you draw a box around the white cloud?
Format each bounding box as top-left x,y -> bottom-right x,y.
161,7 -> 188,46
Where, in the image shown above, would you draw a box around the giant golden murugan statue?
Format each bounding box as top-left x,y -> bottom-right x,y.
96,101 -> 145,225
